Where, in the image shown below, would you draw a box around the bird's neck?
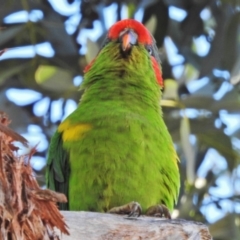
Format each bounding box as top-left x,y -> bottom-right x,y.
80,42 -> 162,113
80,75 -> 161,118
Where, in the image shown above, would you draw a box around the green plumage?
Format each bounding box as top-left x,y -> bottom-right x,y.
46,41 -> 180,212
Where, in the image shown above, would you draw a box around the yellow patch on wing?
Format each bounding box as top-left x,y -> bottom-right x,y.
58,120 -> 92,142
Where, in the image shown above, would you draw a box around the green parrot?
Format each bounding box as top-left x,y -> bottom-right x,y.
46,19 -> 180,218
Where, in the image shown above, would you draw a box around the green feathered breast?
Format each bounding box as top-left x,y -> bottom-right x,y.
46,42 -> 180,212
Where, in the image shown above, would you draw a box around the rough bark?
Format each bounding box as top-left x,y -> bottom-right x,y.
58,211 -> 212,240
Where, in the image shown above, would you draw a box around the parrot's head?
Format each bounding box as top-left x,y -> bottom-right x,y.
84,19 -> 163,88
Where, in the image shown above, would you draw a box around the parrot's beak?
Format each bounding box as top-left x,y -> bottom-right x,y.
121,30 -> 138,52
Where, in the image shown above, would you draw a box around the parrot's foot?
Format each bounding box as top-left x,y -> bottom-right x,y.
146,204 -> 171,219
108,201 -> 142,217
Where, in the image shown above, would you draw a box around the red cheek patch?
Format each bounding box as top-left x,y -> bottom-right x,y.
84,58 -> 96,73
151,56 -> 163,87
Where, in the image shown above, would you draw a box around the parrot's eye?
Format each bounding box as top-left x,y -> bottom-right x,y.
146,45 -> 153,56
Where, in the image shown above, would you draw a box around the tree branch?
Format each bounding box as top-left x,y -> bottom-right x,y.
59,211 -> 212,240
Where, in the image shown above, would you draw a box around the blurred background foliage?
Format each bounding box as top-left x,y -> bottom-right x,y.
0,0 -> 240,239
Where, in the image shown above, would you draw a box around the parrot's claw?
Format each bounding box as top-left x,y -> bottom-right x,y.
146,204 -> 171,219
128,201 -> 142,217
108,201 -> 142,217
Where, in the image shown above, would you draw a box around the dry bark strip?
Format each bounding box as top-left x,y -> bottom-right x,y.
0,112 -> 68,239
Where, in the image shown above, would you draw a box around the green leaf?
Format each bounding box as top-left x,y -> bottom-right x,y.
162,79 -> 179,100
0,25 -> 24,45
35,65 -> 75,92
222,12 -> 240,71
35,65 -> 57,84
180,115 -> 195,183
181,64 -> 200,82
144,15 -> 157,35
0,61 -> 30,86
86,38 -> 99,64
211,86 -> 240,112
189,117 -> 237,170
198,129 -> 237,171
181,95 -> 214,110
230,57 -> 240,85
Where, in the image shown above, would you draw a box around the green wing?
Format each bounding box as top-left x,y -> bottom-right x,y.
45,131 -> 70,210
